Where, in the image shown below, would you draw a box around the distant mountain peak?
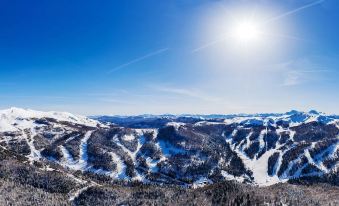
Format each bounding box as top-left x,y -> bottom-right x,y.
285,110 -> 302,115
309,109 -> 320,115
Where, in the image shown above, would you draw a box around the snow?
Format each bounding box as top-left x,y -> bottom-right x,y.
257,129 -> 267,157
194,121 -> 224,126
166,122 -> 185,129
158,140 -> 186,156
112,134 -> 144,162
271,152 -> 282,176
224,117 -> 251,125
0,114 -> 21,132
221,171 -> 245,182
43,165 -> 56,172
220,110 -> 338,128
1,107 -> 338,187
111,132 -> 149,181
59,131 -> 93,170
280,144 -> 328,179
226,126 -> 293,186
109,152 -> 127,179
332,120 -> 339,128
69,180 -> 100,203
289,130 -> 296,141
60,145 -> 77,165
276,126 -> 288,134
69,185 -> 91,202
235,144 -> 283,186
24,130 -> 42,162
122,134 -> 135,141
78,131 -> 92,169
0,107 -> 100,133
191,177 -> 213,189
313,143 -> 339,171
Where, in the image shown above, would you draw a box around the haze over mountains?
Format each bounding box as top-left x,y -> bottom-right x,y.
0,107 -> 338,205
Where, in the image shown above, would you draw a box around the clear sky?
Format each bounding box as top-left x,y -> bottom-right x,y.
0,0 -> 338,115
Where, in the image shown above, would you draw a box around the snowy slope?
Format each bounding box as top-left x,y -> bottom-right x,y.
0,107 -> 99,132
0,107 -> 338,187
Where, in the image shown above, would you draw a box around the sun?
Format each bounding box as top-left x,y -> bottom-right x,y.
231,20 -> 262,44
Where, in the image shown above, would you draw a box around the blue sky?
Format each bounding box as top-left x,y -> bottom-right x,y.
0,0 -> 338,115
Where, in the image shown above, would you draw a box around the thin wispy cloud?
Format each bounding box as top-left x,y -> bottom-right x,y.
85,90 -> 156,99
84,90 -> 160,107
152,86 -> 220,102
96,98 -> 135,105
108,48 -> 169,73
283,69 -> 330,86
283,70 -> 303,86
264,0 -> 325,24
263,33 -> 307,42
281,56 -> 331,86
192,36 -> 229,53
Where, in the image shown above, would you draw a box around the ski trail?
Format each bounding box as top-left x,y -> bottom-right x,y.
23,129 -> 41,162
78,131 -> 92,169
59,145 -> 77,165
113,133 -> 144,162
59,131 -> 93,170
69,180 -> 100,203
69,184 -> 93,202
109,152 -> 127,179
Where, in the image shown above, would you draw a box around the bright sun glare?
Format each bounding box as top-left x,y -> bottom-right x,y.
231,20 -> 261,44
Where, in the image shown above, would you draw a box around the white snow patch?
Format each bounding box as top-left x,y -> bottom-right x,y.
192,177 -> 213,189
60,145 -> 77,166
166,122 -> 185,129
122,134 -> 135,141
221,171 -> 246,182
109,152 -> 127,179
0,107 -> 101,133
69,185 -> 91,202
59,131 -> 93,170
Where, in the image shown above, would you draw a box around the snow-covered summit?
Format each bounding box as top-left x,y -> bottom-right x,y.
0,107 -> 99,132
221,110 -> 338,127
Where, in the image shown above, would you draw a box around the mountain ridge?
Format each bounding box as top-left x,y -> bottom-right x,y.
0,107 -> 338,188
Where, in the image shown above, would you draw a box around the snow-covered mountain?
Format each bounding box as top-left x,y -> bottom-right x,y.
0,107 -> 99,132
0,108 -> 338,187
